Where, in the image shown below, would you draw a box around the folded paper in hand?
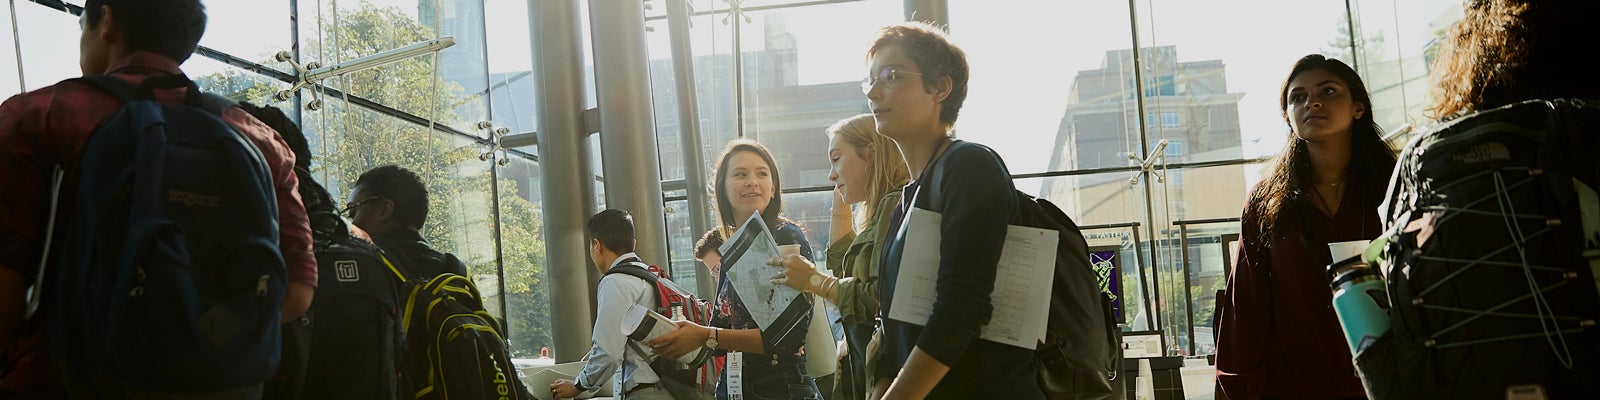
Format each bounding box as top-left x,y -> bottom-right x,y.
622,304 -> 711,367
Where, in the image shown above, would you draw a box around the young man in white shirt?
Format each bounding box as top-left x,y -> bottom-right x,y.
551,209 -> 674,399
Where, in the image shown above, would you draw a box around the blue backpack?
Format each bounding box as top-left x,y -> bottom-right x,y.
46,74 -> 286,393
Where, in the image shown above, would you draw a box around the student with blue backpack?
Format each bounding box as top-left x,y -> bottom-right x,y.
0,0 -> 316,397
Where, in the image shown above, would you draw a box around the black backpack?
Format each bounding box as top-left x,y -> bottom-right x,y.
1015,191 -> 1121,399
239,102 -> 402,400
388,253 -> 531,399
1359,98 -> 1600,399
47,74 -> 286,394
924,141 -> 1121,398
288,216 -> 403,400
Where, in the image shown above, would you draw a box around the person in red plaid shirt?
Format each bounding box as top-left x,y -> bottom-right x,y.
0,0 -> 315,396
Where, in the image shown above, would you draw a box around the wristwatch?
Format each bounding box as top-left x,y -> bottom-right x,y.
808,274 -> 824,292
705,327 -> 720,349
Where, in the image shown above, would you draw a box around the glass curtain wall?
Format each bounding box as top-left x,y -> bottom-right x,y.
2,0 -> 1465,369
643,0 -> 1460,361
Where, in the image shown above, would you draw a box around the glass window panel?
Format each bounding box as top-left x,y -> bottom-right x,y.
1152,163 -> 1249,222
496,154 -> 551,358
647,18 -> 686,182
1175,221 -> 1238,356
1353,0 -> 1462,139
1138,1 -> 1348,162
950,0 -> 1136,176
15,2 -> 80,92
199,1 -> 293,74
780,189 -> 835,267
296,0 -> 342,91
645,0 -> 736,194
1029,171 -> 1146,228
739,1 -> 896,192
297,0 -> 485,134
485,0 -> 537,139
189,56 -> 295,107
663,199 -> 706,295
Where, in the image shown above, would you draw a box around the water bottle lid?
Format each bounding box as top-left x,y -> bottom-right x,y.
1327,254 -> 1376,288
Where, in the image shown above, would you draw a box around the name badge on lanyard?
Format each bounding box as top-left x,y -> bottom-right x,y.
727,351 -> 743,399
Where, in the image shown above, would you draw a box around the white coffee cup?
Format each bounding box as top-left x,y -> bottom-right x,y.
1328,240 -> 1371,263
777,244 -> 801,258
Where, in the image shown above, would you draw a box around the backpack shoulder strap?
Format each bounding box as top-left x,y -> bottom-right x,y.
604,261 -> 661,285
193,92 -> 236,118
378,252 -> 408,283
604,261 -> 663,307
68,75 -> 141,103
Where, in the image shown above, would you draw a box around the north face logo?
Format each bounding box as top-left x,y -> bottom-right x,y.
336,260 -> 359,282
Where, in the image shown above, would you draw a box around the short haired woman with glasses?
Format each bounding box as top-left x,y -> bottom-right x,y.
863,22 -> 1043,400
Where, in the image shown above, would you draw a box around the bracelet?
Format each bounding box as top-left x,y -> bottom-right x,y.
824,276 -> 839,295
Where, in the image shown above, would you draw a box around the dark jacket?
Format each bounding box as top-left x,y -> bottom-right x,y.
373,228 -> 469,280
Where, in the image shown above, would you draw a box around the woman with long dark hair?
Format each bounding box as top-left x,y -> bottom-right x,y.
1214,54 -> 1396,400
650,139 -> 823,399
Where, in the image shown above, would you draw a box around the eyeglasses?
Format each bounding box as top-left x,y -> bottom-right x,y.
340,196 -> 387,218
860,66 -> 923,94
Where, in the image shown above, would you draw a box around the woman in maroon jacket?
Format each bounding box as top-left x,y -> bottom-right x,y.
1214,54 -> 1395,400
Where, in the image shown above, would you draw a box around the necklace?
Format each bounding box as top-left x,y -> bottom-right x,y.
915,138 -> 952,183
1310,177 -> 1345,218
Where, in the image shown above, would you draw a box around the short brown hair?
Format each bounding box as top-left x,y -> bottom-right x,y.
867,22 -> 969,128
693,229 -> 723,259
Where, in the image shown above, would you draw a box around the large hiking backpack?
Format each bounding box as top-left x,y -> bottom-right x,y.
604,261 -> 718,399
47,74 -> 287,393
388,254 -> 531,399
1015,192 -> 1121,399
1358,98 -> 1600,399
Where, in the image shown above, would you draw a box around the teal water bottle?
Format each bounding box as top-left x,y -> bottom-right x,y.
1328,255 -> 1391,354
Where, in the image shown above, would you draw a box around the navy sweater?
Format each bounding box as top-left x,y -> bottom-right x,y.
875,140 -> 1043,399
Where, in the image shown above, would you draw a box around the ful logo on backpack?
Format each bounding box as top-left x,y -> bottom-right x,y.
49,74 -> 286,393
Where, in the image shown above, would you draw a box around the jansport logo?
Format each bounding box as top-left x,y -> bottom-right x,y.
168,189 -> 222,207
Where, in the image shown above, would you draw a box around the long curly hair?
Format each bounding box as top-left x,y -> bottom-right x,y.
1429,0 -> 1600,119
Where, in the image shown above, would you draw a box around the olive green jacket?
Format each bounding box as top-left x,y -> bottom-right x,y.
824,188 -> 903,324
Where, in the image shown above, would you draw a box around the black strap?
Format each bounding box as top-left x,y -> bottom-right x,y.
606,259 -> 672,392
373,236 -> 422,282
70,74 -> 233,116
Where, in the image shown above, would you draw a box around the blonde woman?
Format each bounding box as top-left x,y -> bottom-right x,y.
772,113 -> 911,400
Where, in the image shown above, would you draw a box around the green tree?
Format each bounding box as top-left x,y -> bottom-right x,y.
1326,13 -> 1388,70
197,1 -> 553,357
